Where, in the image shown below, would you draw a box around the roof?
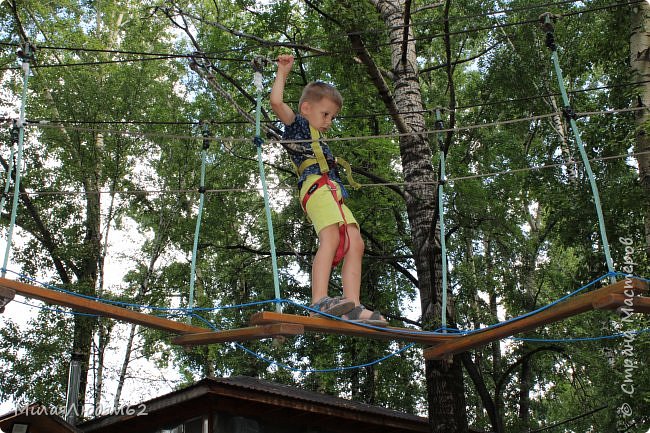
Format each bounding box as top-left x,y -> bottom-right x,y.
79,376 -> 428,433
0,403 -> 83,433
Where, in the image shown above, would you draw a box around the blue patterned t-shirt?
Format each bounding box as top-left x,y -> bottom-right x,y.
281,114 -> 347,196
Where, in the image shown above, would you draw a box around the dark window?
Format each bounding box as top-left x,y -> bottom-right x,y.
157,416 -> 205,433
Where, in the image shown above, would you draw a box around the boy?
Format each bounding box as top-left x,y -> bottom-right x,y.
270,54 -> 386,325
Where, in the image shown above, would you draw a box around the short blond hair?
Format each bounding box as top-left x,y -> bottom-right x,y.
298,81 -> 343,113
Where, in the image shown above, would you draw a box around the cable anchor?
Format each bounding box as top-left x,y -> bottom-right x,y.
10,120 -> 19,144
539,12 -> 560,51
562,106 -> 577,120
251,56 -> 269,73
200,121 -> 211,150
16,42 -> 35,62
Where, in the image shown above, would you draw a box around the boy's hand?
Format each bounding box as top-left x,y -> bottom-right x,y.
270,54 -> 296,125
277,54 -> 294,76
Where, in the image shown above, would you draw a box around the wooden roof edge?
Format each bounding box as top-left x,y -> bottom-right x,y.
79,377 -> 428,432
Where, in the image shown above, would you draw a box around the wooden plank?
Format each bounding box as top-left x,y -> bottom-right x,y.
250,311 -> 459,345
0,277 -> 206,334
172,323 -> 305,346
0,286 -> 15,313
593,294 -> 650,314
424,278 -> 648,360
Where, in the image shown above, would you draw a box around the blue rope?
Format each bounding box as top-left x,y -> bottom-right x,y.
11,298 -> 99,318
189,312 -> 415,373
11,297 -> 648,370
2,268 -> 282,312
14,294 -> 650,348
613,272 -> 650,283
459,271 -> 618,336
5,269 -> 646,337
512,328 -> 650,343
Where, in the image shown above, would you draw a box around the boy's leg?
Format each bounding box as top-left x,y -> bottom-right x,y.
341,224 -> 387,325
312,223 -> 339,304
341,224 -> 364,304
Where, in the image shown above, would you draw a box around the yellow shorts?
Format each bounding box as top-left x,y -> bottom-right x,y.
299,175 -> 357,235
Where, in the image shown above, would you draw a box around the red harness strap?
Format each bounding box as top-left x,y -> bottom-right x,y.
301,174 -> 350,267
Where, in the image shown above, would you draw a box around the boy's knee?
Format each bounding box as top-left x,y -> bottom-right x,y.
318,224 -> 341,248
348,228 -> 364,254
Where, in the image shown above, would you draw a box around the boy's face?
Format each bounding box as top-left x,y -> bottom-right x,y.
301,97 -> 340,133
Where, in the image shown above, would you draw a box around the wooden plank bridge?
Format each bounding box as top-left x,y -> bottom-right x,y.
1,276 -> 647,360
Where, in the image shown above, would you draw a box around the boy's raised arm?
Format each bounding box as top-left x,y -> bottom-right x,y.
270,54 -> 296,126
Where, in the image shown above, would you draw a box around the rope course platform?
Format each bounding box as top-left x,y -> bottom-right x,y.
424,278 -> 648,361
0,277 -> 304,343
0,277 -> 206,334
2,277 -> 648,353
172,311 -> 457,346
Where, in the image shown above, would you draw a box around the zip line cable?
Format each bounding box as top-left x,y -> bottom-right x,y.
0,55 -> 182,70
0,0 -> 636,71
6,106 -> 644,148
1,150 -> 647,200
9,77 -> 649,129
0,40 -> 249,60
0,0 -> 590,52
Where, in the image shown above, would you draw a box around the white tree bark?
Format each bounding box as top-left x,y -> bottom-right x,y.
631,2 -> 650,257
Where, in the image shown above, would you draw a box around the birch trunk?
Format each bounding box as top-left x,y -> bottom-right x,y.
631,2 -> 650,258
368,1 -> 467,431
113,205 -> 170,408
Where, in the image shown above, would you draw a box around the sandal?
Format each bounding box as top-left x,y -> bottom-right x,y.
341,305 -> 388,327
309,296 -> 355,317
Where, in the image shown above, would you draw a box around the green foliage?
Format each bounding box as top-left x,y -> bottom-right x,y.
0,310 -> 72,407
1,0 -> 649,431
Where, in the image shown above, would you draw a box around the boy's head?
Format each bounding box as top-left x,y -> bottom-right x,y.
298,81 -> 343,113
298,82 -> 342,132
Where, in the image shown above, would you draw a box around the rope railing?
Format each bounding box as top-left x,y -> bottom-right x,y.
1,43 -> 32,278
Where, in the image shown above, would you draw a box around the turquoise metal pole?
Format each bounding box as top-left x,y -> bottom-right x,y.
435,109 -> 449,331
542,14 -> 615,281
187,123 -> 209,316
0,129 -> 16,216
2,45 -> 32,277
253,61 -> 282,312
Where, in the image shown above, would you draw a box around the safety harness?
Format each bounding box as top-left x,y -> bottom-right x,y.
296,125 -> 360,267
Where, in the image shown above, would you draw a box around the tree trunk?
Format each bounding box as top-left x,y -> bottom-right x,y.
518,356 -> 532,429
113,323 -> 137,410
631,2 -> 650,258
367,1 -> 467,431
